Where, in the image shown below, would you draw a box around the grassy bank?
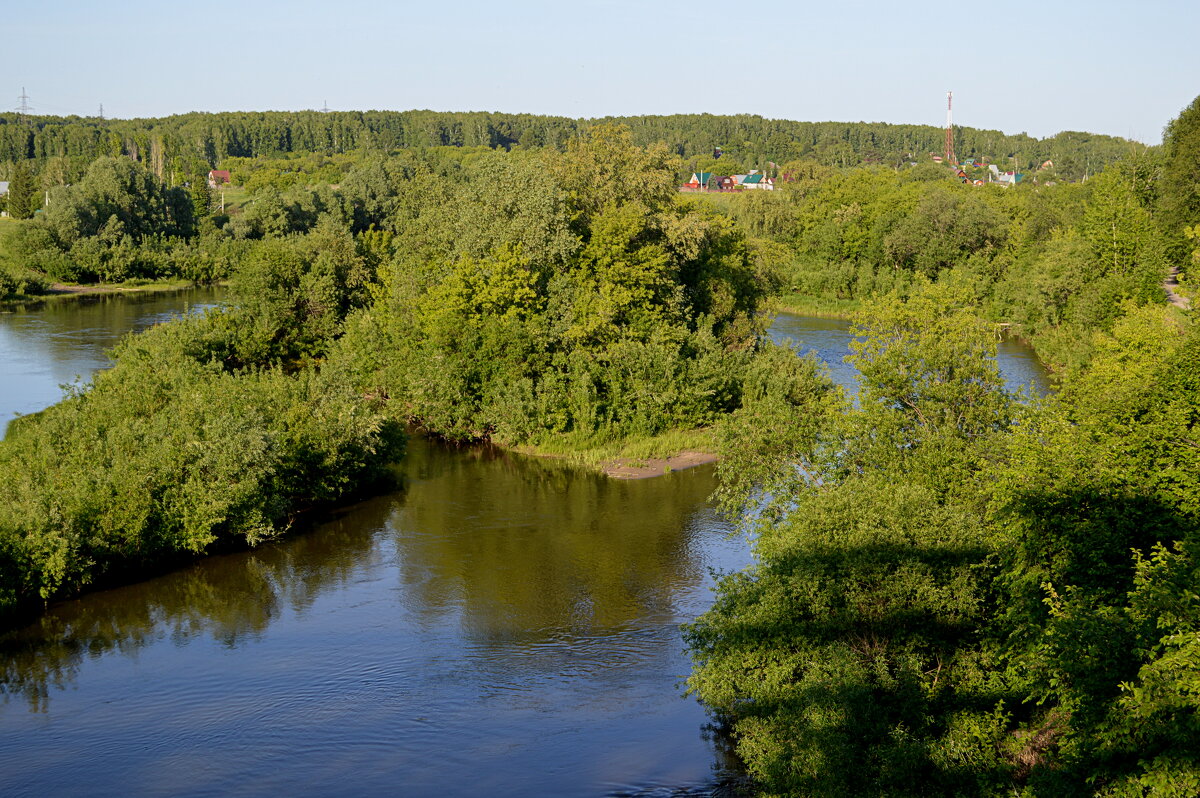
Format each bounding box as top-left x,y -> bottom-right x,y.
772,292 -> 861,319
1,278 -> 218,309
511,427 -> 717,478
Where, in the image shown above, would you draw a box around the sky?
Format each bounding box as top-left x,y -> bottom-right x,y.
7,0 -> 1199,144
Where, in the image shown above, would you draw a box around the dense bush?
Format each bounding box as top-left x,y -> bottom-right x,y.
0,261 -> 52,298
334,125 -> 778,448
0,352 -> 399,613
0,224 -> 398,620
686,286 -> 1200,796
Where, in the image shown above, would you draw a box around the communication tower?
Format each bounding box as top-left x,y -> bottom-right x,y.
944,91 -> 956,165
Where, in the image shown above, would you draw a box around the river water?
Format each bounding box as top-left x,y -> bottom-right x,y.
768,313 -> 1052,398
0,288 -> 226,438
0,290 -> 1050,797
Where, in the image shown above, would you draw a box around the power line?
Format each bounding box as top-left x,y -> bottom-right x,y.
17,86 -> 32,115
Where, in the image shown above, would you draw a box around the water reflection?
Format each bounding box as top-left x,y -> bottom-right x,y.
391,440 -> 714,637
0,304 -> 1055,796
0,437 -> 746,797
0,287 -> 225,436
0,490 -> 393,712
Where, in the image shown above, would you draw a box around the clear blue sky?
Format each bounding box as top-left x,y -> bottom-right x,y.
8,0 -> 1198,143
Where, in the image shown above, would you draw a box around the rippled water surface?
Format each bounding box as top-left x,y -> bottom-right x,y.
0,298 -> 1052,797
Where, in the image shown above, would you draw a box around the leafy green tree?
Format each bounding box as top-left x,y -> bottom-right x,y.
1160,94 -> 1200,250
40,156 -> 193,245
551,123 -> 678,229
991,306 -> 1199,795
689,284 -> 1021,797
334,126 -> 769,449
882,184 -> 1006,278
189,177 -> 212,222
6,161 -> 37,219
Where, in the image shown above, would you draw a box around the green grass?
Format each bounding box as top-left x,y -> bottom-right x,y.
0,277 -> 211,309
512,427 -> 715,471
213,184 -> 251,214
773,292 -> 861,319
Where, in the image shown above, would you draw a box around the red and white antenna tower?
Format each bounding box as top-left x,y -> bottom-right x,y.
944,91 -> 956,165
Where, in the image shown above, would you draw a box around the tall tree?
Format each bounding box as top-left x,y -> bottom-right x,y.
1159,94 -> 1200,252
6,161 -> 37,219
188,177 -> 212,223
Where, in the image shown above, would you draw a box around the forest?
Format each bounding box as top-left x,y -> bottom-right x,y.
0,107 -> 1134,192
0,96 -> 1197,796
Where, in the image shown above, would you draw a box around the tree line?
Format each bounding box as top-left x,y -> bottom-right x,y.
0,108 -> 1138,186
708,96 -> 1198,373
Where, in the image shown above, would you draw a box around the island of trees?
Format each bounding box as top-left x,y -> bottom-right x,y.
1,100 -> 1198,796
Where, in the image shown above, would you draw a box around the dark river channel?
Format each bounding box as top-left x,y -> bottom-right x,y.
0,289 -> 1050,797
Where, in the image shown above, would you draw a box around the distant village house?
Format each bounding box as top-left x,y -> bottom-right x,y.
681,169 -> 774,192
740,172 -> 773,190
207,170 -> 231,187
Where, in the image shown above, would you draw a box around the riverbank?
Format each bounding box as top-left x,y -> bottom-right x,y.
771,292 -> 860,319
1,278 -> 220,310
510,427 -> 719,479
0,429 -> 748,797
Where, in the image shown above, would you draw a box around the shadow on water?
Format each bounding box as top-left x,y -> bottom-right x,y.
0,305 -> 1055,796
0,436 -> 749,797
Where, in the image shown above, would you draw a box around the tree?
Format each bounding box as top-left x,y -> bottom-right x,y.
688,285 -> 1022,797
991,306 -> 1200,794
189,177 -> 212,223
1160,94 -> 1200,251
7,161 -> 37,219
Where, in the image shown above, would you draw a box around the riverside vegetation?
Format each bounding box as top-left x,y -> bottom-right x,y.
0,125 -> 777,619
685,97 -> 1200,797
0,98 -> 1198,796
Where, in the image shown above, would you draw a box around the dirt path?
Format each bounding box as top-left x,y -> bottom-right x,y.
1164,264 -> 1191,310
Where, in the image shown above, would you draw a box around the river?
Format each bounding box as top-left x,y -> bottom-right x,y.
0,289 -> 1050,797
0,288 -> 226,438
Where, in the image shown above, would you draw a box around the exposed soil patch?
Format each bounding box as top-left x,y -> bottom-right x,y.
47,282 -> 192,296
601,451 -> 719,479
